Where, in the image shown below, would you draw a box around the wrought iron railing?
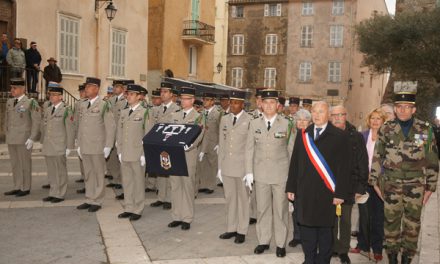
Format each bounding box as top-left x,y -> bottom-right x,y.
182,20 -> 215,43
228,0 -> 288,4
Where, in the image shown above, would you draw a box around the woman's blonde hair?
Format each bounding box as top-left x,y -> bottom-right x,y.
366,108 -> 387,128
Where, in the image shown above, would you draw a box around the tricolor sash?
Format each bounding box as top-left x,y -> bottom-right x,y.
302,130 -> 336,193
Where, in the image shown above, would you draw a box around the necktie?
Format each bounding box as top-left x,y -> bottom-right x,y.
163,106 -> 167,113
205,110 -> 209,117
183,112 -> 187,119
51,106 -> 55,115
233,116 -> 237,126
315,127 -> 322,140
115,97 -> 118,103
87,101 -> 91,109
13,98 -> 18,106
129,109 -> 133,116
267,121 -> 271,131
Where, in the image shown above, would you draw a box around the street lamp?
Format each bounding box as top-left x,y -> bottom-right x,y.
95,0 -> 117,22
216,62 -> 223,73
348,78 -> 353,90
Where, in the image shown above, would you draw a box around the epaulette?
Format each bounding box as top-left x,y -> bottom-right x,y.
175,109 -> 181,112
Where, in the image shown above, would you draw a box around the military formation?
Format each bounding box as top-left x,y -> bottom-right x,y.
3,77 -> 438,263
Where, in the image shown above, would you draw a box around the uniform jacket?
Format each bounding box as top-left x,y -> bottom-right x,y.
117,105 -> 150,162
200,107 -> 221,153
245,114 -> 295,184
108,94 -> 127,123
218,112 -> 251,178
286,123 -> 352,227
41,102 -> 75,156
147,102 -> 180,131
5,95 -> 41,144
77,97 -> 116,155
370,118 -> 439,192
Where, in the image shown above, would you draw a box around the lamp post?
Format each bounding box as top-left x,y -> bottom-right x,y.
348,78 -> 353,90
95,0 -> 117,21
216,62 -> 223,74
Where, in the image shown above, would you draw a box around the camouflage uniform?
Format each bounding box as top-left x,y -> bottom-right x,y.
369,118 -> 439,257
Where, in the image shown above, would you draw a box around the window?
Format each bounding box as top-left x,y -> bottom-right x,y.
264,68 -> 276,88
111,28 -> 127,77
330,25 -> 343,47
302,1 -> 314,16
301,25 -> 313,47
59,15 -> 79,73
265,34 -> 278,55
299,62 -> 312,82
328,62 -> 341,83
332,0 -> 344,15
231,5 -> 244,18
232,34 -> 244,55
264,3 -> 282,17
189,46 -> 197,76
231,67 -> 243,88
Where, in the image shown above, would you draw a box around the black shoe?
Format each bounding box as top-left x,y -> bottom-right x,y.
114,184 -> 122,189
217,183 -> 223,187
401,254 -> 412,264
106,183 -> 116,188
181,222 -> 190,230
51,198 -> 64,203
42,196 -> 54,202
288,239 -> 301,247
88,205 -> 101,212
332,252 -> 339,257
249,218 -> 257,225
234,234 -> 245,244
388,253 -> 398,264
115,193 -> 124,200
276,247 -> 286,258
198,188 -> 208,193
15,190 -> 30,197
77,203 -> 91,210
163,202 -> 172,210
254,244 -> 270,254
351,231 -> 358,237
42,184 -> 50,189
75,179 -> 84,183
339,253 -> 351,264
150,200 -> 164,207
118,212 -> 132,218
4,189 -> 20,195
204,189 -> 214,194
76,188 -> 86,194
219,232 -> 237,239
145,188 -> 155,192
130,214 -> 142,221
168,221 -> 182,228
105,175 -> 113,180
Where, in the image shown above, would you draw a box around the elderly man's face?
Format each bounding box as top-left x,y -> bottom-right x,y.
311,103 -> 330,126
394,103 -> 416,121
330,107 -> 347,130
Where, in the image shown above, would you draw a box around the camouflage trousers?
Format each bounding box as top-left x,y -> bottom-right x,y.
383,177 -> 424,257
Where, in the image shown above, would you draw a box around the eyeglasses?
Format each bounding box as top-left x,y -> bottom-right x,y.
331,113 -> 347,117
395,105 -> 414,110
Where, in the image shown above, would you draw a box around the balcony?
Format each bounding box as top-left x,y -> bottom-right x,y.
182,20 -> 215,45
228,0 -> 288,4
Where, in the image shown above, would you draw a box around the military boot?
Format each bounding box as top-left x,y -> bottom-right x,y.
401,254 -> 412,264
387,253 -> 398,264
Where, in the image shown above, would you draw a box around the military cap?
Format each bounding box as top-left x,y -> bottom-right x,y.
261,89 -> 279,100
194,99 -> 203,107
78,84 -> 85,91
230,90 -> 246,101
48,87 -> 64,94
126,84 -> 144,94
124,80 -> 135,85
255,89 -> 263,97
85,77 -> 101,87
302,98 -> 313,105
10,78 -> 25,86
113,80 -> 124,85
107,86 -> 113,93
140,87 -> 148,95
152,89 -> 161,97
289,97 -> 300,105
48,82 -> 60,88
160,82 -> 173,89
278,97 -> 286,105
203,92 -> 216,99
172,88 -> 179,95
394,92 -> 416,104
180,87 -> 195,97
220,94 -> 230,100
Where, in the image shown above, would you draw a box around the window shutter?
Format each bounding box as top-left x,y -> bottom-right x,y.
264,4 -> 269,16
276,4 -> 282,16
231,6 -> 237,18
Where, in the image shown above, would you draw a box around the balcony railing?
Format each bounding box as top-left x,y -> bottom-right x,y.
228,0 -> 288,4
182,20 -> 215,45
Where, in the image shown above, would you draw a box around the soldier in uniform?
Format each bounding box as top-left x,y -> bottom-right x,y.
74,84 -> 88,194
245,89 -> 295,257
4,78 -> 41,197
197,92 -> 221,194
116,84 -> 150,221
40,86 -> 75,203
288,97 -> 300,120
194,99 -> 203,113
148,82 -> 180,210
250,90 -> 263,119
302,98 -> 313,112
277,97 -> 286,115
219,94 -> 230,114
217,90 -> 251,244
370,92 -> 438,264
167,87 -> 204,230
151,89 -> 162,106
76,77 -> 116,212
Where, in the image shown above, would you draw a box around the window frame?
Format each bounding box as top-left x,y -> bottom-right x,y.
300,25 -> 313,47
332,0 -> 344,16
264,3 -> 282,17
299,61 -> 312,83
328,61 -> 342,83
329,25 -> 344,47
58,14 -> 80,74
232,34 -> 244,55
231,67 -> 243,88
110,28 -> 127,78
302,1 -> 314,16
265,34 -> 278,55
264,67 -> 277,88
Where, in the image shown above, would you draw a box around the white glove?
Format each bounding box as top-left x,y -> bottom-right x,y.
243,173 -> 254,191
25,139 -> 33,150
65,149 -> 71,157
216,170 -> 223,183
213,145 -> 219,154
77,147 -> 82,159
140,155 -> 146,167
103,147 -> 112,159
199,152 -> 205,162
183,144 -> 193,152
115,141 -> 118,148
118,153 -> 122,162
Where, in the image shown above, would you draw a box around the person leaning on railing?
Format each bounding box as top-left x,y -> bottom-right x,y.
6,38 -> 25,79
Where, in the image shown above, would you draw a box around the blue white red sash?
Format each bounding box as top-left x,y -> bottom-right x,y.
302,130 -> 336,193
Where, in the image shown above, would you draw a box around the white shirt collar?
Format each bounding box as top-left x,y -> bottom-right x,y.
89,96 -> 99,105
130,103 -> 141,111
117,93 -> 124,101
205,106 -> 215,114
163,101 -> 172,109
53,102 -> 62,109
263,114 -> 277,125
233,110 -> 244,120
314,122 -> 328,136
184,107 -> 194,115
16,94 -> 25,102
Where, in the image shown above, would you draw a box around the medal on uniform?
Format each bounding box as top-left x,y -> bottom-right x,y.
336,204 -> 342,240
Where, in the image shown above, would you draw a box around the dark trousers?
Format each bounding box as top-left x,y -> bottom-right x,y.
333,203 -> 353,254
291,201 -> 301,240
357,186 -> 384,254
300,225 -> 333,264
26,68 -> 38,93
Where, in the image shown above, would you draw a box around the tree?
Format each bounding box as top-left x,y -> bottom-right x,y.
356,10 -> 440,121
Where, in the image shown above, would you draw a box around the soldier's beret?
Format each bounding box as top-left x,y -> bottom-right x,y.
10,78 -> 25,86
160,82 -> 173,89
180,87 -> 195,97
302,98 -> 313,105
49,87 -> 64,94
394,92 -> 416,104
194,99 -> 203,107
78,84 -> 85,91
152,89 -> 161,97
230,90 -> 246,101
203,92 -> 216,99
289,97 -> 300,105
127,84 -> 145,94
261,89 -> 279,100
278,97 -> 286,105
85,77 -> 101,87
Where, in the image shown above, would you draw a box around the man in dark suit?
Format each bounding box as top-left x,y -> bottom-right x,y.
286,101 -> 351,264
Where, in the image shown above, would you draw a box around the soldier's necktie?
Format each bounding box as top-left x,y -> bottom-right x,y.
115,97 -> 118,103
13,98 -> 18,106
51,106 -> 55,115
315,127 -> 322,141
129,109 -> 133,116
183,112 -> 187,119
205,110 -> 209,118
87,101 -> 91,109
233,116 -> 237,126
267,121 -> 271,131
163,106 -> 167,113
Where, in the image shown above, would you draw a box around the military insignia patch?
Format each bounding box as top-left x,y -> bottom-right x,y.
160,151 -> 172,170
